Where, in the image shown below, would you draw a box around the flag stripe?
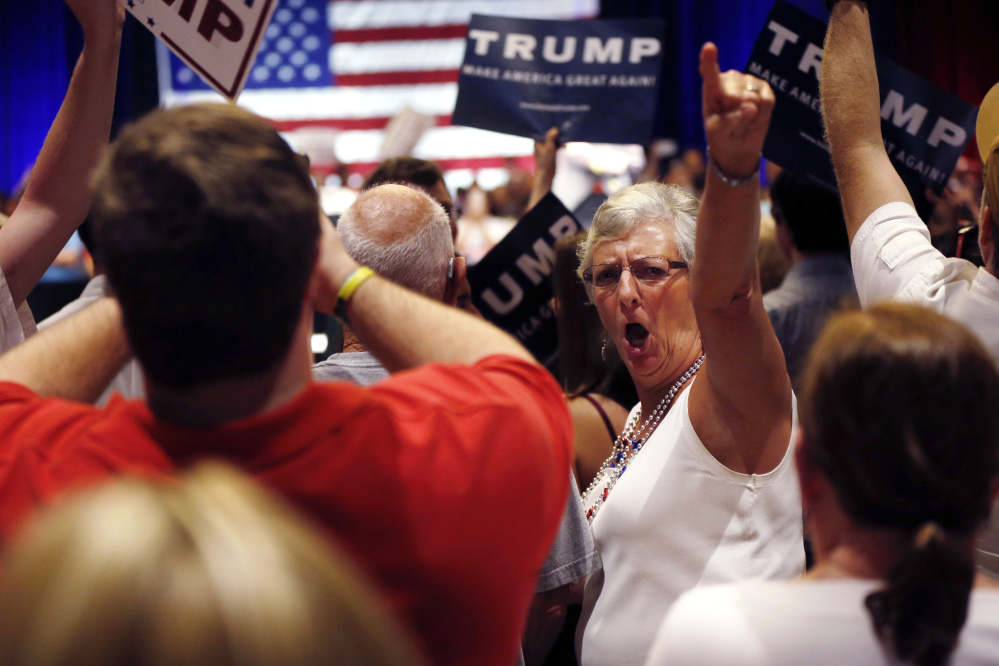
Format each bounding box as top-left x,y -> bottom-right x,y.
341,155 -> 535,175
272,114 -> 453,132
308,125 -> 533,164
330,39 -> 465,75
335,69 -> 458,87
411,126 -> 534,160
162,83 -> 459,121
330,0 -> 598,30
333,24 -> 469,43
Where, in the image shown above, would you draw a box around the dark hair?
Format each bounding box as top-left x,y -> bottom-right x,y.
91,103 -> 320,389
363,158 -> 444,191
552,233 -> 624,397
76,216 -> 97,265
800,303 -> 999,666
770,170 -> 850,255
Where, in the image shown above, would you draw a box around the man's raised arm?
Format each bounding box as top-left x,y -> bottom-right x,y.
527,127 -> 559,212
0,0 -> 124,306
820,0 -> 912,242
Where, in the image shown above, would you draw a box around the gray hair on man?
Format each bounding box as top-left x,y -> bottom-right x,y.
338,183 -> 454,300
576,182 -> 699,289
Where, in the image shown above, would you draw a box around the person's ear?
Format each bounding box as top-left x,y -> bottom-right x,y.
443,255 -> 467,306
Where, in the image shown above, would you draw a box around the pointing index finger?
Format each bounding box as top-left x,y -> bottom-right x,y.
700,42 -> 723,101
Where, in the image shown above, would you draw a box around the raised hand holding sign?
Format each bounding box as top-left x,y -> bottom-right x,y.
744,1 -> 976,216
119,0 -> 278,99
66,0 -> 125,42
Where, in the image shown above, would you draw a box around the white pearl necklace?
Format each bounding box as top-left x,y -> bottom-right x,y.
582,352 -> 705,524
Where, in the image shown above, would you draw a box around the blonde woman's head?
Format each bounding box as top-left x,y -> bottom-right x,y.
0,463 -> 423,666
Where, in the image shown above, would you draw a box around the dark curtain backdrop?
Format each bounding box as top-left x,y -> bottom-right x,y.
894,0 -> 999,156
0,0 -> 70,195
0,4 -> 158,195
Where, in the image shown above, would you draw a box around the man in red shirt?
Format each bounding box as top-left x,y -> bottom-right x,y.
0,102 -> 573,666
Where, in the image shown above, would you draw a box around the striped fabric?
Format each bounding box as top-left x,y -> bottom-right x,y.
158,0 -> 599,174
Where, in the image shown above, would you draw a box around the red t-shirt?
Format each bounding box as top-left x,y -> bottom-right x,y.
0,355 -> 573,666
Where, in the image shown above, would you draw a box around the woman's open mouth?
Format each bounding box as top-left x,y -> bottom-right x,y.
624,323 -> 650,352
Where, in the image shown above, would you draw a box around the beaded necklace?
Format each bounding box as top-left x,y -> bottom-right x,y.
582,352 -> 705,524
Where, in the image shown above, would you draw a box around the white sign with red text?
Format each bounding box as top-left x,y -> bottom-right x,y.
120,0 -> 277,100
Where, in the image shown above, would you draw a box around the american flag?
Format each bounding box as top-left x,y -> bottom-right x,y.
158,0 -> 599,179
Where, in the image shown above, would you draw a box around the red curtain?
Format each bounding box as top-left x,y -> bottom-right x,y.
894,0 -> 999,156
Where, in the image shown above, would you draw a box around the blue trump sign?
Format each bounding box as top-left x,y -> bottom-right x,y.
467,193 -> 582,369
453,15 -> 666,144
745,1 -> 977,211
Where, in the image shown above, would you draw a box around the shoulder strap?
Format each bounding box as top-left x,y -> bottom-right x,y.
581,393 -> 618,443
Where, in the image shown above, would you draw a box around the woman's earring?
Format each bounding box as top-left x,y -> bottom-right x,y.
601,335 -> 607,361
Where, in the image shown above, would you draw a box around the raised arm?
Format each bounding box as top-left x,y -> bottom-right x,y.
0,0 -> 124,306
527,127 -> 560,212
313,215 -> 537,371
689,43 -> 791,475
0,298 -> 131,403
821,0 -> 912,242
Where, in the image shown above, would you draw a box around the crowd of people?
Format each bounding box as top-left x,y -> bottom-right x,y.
0,1 -> 998,665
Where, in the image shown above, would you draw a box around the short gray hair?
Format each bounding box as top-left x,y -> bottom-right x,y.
576,182 -> 699,284
338,186 -> 453,300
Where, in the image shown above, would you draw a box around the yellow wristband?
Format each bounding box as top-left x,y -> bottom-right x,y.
333,267 -> 375,323
337,266 -> 375,303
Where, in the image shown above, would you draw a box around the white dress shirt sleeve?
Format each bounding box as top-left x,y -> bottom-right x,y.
851,201 -> 979,311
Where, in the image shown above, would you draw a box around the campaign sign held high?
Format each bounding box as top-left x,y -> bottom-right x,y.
467,193 -> 581,369
453,15 -> 666,144
746,1 -> 977,209
120,0 -> 278,100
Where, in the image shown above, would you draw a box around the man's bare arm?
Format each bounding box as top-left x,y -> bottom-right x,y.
313,215 -> 536,371
0,0 -> 124,306
0,298 -> 131,402
820,0 -> 912,243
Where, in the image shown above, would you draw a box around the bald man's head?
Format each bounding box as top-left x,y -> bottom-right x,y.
337,184 -> 454,301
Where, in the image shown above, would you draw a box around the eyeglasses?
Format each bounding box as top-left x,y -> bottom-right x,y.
582,257 -> 688,289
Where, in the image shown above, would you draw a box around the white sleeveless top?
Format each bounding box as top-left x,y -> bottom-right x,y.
576,379 -> 805,666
